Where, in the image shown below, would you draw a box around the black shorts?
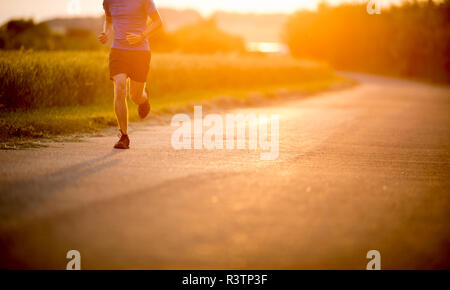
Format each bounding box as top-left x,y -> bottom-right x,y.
109,48 -> 151,83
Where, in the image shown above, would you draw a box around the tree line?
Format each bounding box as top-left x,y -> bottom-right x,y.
0,18 -> 245,54
284,0 -> 450,82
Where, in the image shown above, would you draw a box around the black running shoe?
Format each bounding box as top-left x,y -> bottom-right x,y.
114,130 -> 130,149
138,87 -> 151,119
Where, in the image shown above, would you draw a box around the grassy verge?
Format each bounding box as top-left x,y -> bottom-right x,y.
0,75 -> 353,149
0,51 -> 353,149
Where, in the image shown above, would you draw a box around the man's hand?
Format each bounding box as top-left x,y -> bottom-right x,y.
126,32 -> 145,46
98,32 -> 110,44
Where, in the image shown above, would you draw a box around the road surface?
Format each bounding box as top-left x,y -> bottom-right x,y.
0,73 -> 449,269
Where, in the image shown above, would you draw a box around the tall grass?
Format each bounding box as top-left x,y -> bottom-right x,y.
0,51 -> 333,109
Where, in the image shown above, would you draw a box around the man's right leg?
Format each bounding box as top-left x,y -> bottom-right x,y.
113,74 -> 128,134
112,74 -> 130,149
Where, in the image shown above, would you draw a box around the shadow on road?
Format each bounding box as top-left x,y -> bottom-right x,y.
0,150 -> 123,222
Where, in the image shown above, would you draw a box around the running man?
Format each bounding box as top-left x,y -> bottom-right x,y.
98,0 -> 163,149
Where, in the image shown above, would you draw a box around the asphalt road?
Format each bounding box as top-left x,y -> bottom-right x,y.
0,73 -> 449,269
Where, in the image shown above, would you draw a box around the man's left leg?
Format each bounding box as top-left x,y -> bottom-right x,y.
129,79 -> 151,119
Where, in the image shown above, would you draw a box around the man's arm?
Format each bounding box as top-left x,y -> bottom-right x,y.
143,11 -> 163,38
126,11 -> 163,46
98,15 -> 113,44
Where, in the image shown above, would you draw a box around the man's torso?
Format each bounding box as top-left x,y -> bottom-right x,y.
104,0 -> 155,51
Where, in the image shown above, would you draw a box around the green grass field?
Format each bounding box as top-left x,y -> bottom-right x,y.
0,51 -> 346,148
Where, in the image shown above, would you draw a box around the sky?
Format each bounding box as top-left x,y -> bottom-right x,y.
0,0 -> 404,24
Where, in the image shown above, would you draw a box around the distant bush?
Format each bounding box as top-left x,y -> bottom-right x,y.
150,18 -> 246,54
0,19 -> 54,50
167,18 -> 246,54
283,1 -> 450,83
0,19 -> 101,51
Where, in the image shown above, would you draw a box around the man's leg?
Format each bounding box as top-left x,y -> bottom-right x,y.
113,74 -> 128,134
129,80 -> 148,105
130,79 -> 150,119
